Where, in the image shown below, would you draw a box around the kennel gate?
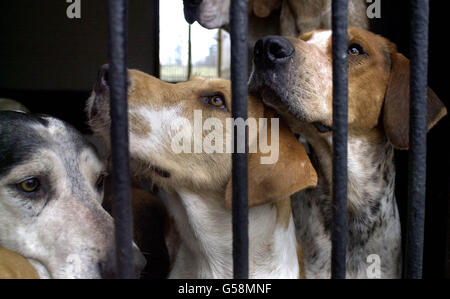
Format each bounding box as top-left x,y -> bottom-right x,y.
106,0 -> 429,279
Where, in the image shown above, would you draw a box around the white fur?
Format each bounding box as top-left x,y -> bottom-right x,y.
129,105 -> 184,155
306,30 -> 332,50
197,0 -> 230,29
166,190 -> 299,279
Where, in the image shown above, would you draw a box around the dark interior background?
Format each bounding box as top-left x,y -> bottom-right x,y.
0,0 -> 448,278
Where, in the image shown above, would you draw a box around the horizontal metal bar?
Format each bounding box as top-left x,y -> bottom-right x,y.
405,0 -> 429,279
331,0 -> 349,280
230,0 -> 249,279
107,0 -> 134,279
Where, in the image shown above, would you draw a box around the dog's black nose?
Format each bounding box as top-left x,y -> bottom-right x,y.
184,0 -> 202,8
254,36 -> 295,66
94,64 -> 109,94
183,0 -> 202,24
99,245 -> 146,279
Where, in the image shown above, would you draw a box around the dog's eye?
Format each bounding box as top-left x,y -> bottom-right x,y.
17,178 -> 40,193
208,95 -> 225,108
348,43 -> 366,56
203,95 -> 227,110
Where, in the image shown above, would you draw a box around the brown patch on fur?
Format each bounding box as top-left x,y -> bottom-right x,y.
274,197 -> 292,230
297,242 -> 306,279
250,0 -> 282,18
225,105 -> 317,210
129,112 -> 151,136
0,248 -> 39,279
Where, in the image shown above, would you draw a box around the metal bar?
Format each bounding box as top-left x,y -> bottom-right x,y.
107,0 -> 134,279
188,24 -> 192,79
153,0 -> 160,78
331,0 -> 349,279
218,29 -> 223,78
405,0 -> 429,279
230,0 -> 249,279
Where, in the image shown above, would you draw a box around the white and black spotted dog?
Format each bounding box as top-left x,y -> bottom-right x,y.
0,111 -> 145,278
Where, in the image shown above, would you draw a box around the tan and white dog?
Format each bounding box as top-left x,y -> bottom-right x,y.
249,28 -> 447,278
87,66 -> 318,278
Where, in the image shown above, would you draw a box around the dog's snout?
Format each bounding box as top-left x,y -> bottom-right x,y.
254,36 -> 295,66
98,259 -> 115,279
94,64 -> 110,94
99,245 -> 146,279
183,0 -> 202,24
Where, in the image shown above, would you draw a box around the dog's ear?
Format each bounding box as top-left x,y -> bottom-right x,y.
383,52 -> 447,150
225,109 -> 317,210
252,0 -> 282,18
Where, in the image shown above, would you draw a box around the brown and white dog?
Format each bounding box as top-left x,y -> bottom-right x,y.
249,28 -> 447,278
87,66 -> 318,278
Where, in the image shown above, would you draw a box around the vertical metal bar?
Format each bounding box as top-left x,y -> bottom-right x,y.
331,0 -> 349,279
188,24 -> 193,80
405,0 -> 429,279
153,0 -> 160,78
108,0 -> 134,279
230,0 -> 249,279
218,29 -> 223,78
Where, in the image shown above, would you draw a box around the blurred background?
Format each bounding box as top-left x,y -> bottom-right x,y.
159,0 -> 230,81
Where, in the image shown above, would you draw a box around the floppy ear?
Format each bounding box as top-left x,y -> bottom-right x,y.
252,0 -> 282,18
225,109 -> 317,210
383,52 -> 447,150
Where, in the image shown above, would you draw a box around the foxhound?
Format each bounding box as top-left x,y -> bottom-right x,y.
249,27 -> 447,278
87,66 -> 318,278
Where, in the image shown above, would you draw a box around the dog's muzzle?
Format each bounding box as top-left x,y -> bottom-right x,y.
183,0 -> 202,24
250,36 -> 295,108
253,36 -> 295,70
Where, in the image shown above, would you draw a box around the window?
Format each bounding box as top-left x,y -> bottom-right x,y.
159,1 -> 230,82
